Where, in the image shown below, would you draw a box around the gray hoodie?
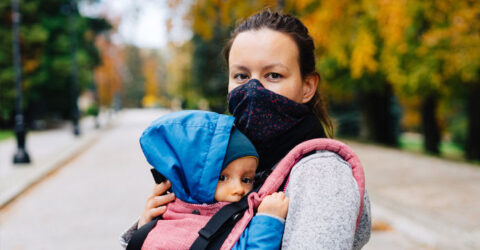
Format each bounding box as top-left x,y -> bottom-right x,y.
282,150 -> 371,249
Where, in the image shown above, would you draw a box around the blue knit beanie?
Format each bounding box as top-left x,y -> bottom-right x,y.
222,127 -> 259,170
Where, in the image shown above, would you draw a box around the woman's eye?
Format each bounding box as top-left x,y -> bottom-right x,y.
233,73 -> 249,82
241,178 -> 253,184
266,72 -> 283,80
218,175 -> 227,181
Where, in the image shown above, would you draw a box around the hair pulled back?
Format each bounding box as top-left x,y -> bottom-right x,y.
223,9 -> 333,137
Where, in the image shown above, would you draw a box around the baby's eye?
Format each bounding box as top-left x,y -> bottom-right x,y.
266,72 -> 283,81
242,177 -> 253,184
233,73 -> 249,82
218,175 -> 227,181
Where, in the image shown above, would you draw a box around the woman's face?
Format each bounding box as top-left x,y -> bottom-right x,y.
228,28 -> 317,104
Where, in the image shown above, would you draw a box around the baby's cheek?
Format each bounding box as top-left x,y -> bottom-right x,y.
214,184 -> 223,200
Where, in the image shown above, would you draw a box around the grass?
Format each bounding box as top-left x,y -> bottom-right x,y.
399,133 -> 465,161
0,130 -> 14,141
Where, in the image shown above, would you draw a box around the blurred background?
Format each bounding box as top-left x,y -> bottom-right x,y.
1,0 -> 479,249
1,0 -> 479,161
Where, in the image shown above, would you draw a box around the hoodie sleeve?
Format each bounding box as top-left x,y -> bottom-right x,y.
232,214 -> 285,250
282,150 -> 364,250
119,220 -> 138,248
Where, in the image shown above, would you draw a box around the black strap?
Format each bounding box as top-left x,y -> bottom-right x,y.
189,192 -> 252,250
126,218 -> 159,250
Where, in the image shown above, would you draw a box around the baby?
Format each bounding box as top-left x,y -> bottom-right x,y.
138,110 -> 288,249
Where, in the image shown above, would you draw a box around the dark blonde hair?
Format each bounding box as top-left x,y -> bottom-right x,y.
223,10 -> 333,137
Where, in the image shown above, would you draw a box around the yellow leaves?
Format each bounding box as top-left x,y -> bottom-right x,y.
417,0 -> 480,84
193,16 -> 213,40
185,0 -> 480,98
94,36 -> 123,106
142,95 -> 158,108
142,56 -> 159,108
377,0 -> 409,50
293,0 -> 314,12
191,0 -> 284,41
23,59 -> 40,73
350,28 -> 378,78
397,94 -> 421,131
302,0 -> 352,54
330,40 -> 349,68
191,0 -> 215,40
380,51 -> 405,86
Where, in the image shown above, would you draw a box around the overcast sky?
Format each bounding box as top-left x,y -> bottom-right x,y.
80,0 -> 192,49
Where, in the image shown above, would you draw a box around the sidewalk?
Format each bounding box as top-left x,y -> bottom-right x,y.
1,110 -> 479,249
0,112 -> 117,208
348,141 -> 480,249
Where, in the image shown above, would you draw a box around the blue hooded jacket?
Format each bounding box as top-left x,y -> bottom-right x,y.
140,110 -> 234,204
139,110 -> 284,249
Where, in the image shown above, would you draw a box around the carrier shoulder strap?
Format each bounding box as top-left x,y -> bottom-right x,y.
126,217 -> 159,250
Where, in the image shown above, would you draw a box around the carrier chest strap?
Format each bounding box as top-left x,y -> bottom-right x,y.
189,191 -> 252,250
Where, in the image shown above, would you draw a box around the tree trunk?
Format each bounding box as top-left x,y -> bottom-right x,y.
358,83 -> 399,146
420,94 -> 441,155
466,83 -> 480,160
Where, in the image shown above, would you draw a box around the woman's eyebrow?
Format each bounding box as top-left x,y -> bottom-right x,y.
230,64 -> 249,72
262,63 -> 290,72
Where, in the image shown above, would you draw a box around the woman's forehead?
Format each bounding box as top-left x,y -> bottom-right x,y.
229,28 -> 299,67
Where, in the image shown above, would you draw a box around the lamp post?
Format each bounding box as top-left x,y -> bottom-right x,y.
12,0 -> 30,164
69,0 -> 80,136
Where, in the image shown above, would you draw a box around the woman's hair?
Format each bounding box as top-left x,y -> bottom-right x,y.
223,9 -> 333,137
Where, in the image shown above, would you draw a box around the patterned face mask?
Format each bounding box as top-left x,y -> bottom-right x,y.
227,79 -> 311,146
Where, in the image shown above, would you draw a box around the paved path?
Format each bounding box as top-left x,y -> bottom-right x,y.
1,109 -> 479,249
0,109 -> 169,249
350,141 -> 480,249
0,112 -> 113,208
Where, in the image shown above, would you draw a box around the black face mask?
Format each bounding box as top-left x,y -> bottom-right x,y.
227,79 -> 326,175
227,79 -> 311,145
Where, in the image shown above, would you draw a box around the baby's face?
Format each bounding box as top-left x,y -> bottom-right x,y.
214,157 -> 257,202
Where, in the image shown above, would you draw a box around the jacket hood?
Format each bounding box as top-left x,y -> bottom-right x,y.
140,110 -> 235,204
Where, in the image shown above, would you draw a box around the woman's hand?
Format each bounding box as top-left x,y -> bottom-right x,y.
257,192 -> 289,219
138,180 -> 176,228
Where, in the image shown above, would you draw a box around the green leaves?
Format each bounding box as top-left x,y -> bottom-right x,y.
0,0 -> 111,126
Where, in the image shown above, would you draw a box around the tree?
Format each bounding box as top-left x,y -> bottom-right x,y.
0,0 -> 110,127
122,45 -> 144,108
142,51 -> 164,108
415,0 -> 480,159
294,0 -> 401,145
94,35 -> 123,107
370,0 -> 480,158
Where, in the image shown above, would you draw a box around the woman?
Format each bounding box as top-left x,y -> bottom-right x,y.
122,10 -> 371,249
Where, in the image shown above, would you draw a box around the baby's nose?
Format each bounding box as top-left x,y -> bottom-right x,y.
231,182 -> 245,196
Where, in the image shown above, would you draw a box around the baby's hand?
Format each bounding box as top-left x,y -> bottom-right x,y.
138,180 -> 176,228
257,192 -> 289,219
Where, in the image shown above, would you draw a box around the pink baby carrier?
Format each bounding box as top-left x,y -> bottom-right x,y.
219,138 -> 365,249
132,139 -> 365,250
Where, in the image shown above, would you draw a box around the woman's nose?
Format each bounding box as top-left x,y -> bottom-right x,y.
250,74 -> 261,82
